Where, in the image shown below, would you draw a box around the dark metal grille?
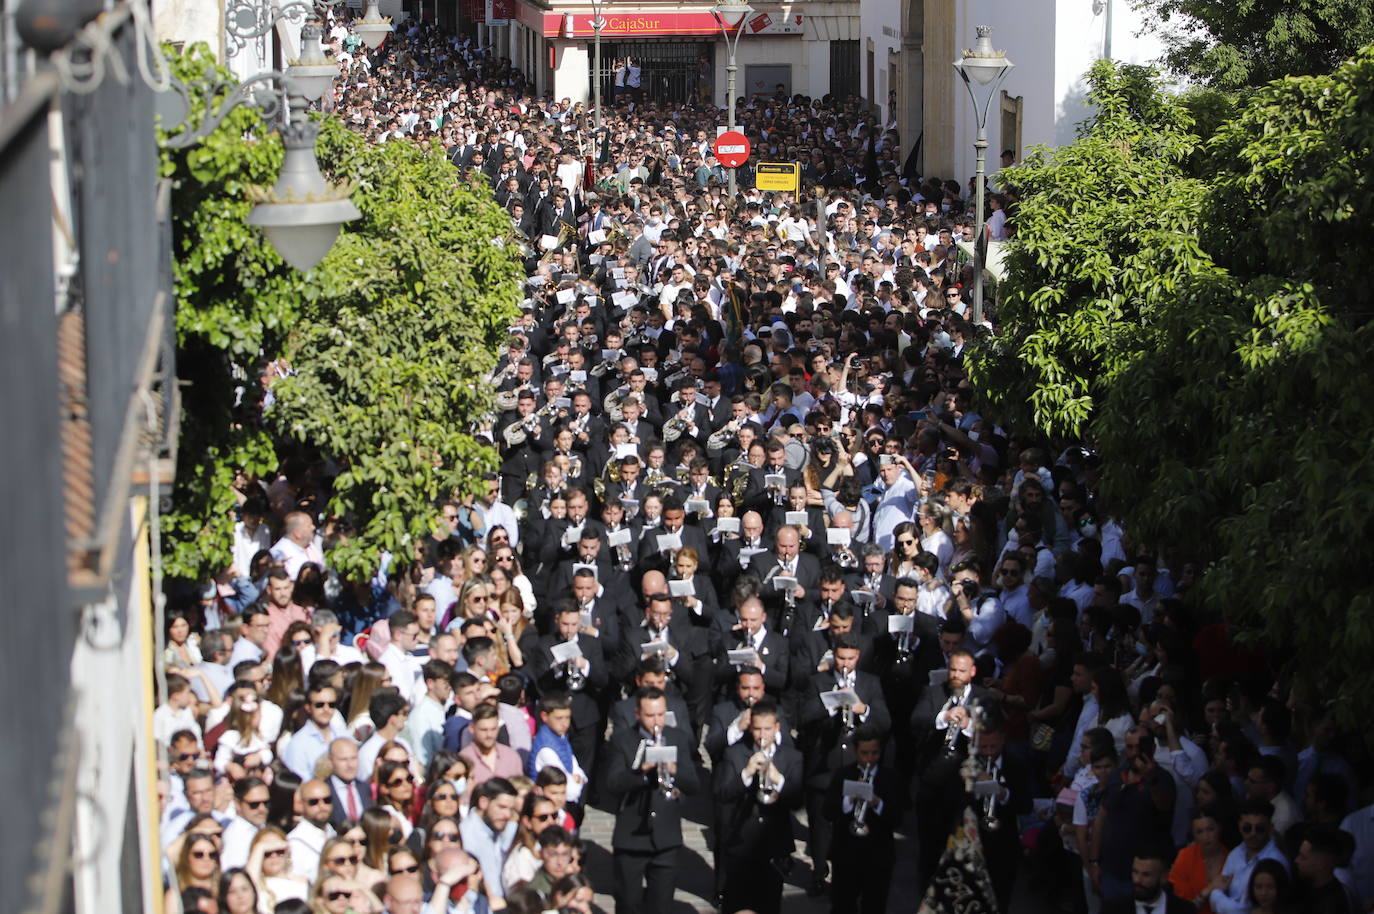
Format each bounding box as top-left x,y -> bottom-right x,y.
601,40 -> 712,105
830,38 -> 860,99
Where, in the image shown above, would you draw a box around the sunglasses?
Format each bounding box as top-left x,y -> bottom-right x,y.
305,796 -> 333,806
327,891 -> 353,902
311,700 -> 338,709
390,863 -> 420,875
432,792 -> 457,802
176,752 -> 202,762
431,831 -> 460,842
329,855 -> 360,866
388,774 -> 415,787
244,799 -> 269,809
191,850 -> 220,860
291,638 -> 312,648
264,847 -> 289,858
533,812 -> 559,822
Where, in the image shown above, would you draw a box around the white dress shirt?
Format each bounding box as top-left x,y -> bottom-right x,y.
287,819 -> 334,881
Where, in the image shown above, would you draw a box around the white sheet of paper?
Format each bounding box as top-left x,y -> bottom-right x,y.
727,649 -> 757,666
569,370 -> 587,383
641,639 -> 670,657
588,253 -> 604,265
928,669 -> 949,686
973,780 -> 998,799
571,561 -> 598,580
580,610 -> 596,629
613,290 -> 637,308
607,528 -> 632,547
888,614 -> 914,633
842,779 -> 875,802
668,579 -> 694,597
820,688 -> 859,711
587,229 -> 608,244
784,510 -> 808,526
656,532 -> 682,552
685,498 -> 710,515
826,527 -> 852,546
612,267 -> 626,279
764,473 -> 786,490
540,234 -> 561,251
738,546 -> 765,560
645,745 -> 678,764
556,287 -> 575,303
641,366 -> 658,382
550,641 -> 583,664
614,443 -> 639,459
772,575 -> 798,593
601,349 -> 620,362
620,497 -> 640,513
714,517 -> 741,534
664,710 -> 678,729
554,396 -> 572,409
851,589 -> 876,606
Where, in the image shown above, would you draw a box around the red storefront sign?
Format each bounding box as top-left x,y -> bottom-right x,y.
464,0 -> 515,23
539,11 -> 739,39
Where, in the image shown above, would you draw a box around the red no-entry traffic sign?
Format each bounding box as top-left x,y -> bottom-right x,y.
712,131 -> 751,169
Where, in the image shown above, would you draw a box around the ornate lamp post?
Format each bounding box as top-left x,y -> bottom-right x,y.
953,25 -> 1013,326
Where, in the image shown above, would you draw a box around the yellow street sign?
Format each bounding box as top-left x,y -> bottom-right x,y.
755,161 -> 800,193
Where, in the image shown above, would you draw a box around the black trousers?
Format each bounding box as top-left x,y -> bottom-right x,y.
830,839 -> 895,914
612,846 -> 677,914
807,787 -> 833,875
722,853 -> 784,914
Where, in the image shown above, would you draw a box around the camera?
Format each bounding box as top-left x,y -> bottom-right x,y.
958,580 -> 979,598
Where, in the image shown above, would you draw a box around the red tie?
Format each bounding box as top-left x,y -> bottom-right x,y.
346,785 -> 360,820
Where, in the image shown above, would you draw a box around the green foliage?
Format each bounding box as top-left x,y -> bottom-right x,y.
973,51 -> 1374,731
966,61 -> 1213,437
1136,0 -> 1374,90
160,45 -> 522,583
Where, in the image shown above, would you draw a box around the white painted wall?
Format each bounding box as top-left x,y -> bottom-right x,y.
861,0 -> 902,113
946,0 -> 1170,185
552,42 -> 590,105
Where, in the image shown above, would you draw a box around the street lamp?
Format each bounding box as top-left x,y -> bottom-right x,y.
711,0 -> 753,196
953,25 -> 1013,326
589,0 -> 613,131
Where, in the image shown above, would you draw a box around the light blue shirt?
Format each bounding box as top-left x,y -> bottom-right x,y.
405,693 -> 448,769
871,475 -> 918,550
459,810 -> 517,899
280,720 -> 349,781
1209,839 -> 1288,914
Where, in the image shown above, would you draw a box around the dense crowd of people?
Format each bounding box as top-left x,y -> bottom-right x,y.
154,12 -> 1374,914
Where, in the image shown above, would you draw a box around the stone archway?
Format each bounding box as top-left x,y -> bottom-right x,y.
897,0 -> 956,182
897,0 -> 924,176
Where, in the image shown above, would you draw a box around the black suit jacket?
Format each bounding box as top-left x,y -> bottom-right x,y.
765,504 -> 829,556
799,670 -> 892,786
327,776 -> 372,829
711,624 -> 790,695
909,682 -> 997,761
609,692 -> 692,740
744,465 -> 804,513
1102,896 -> 1196,914
873,610 -> 944,703
635,523 -> 710,574
715,739 -> 804,860
704,698 -> 794,764
823,762 -> 905,854
530,634 -> 609,723
603,725 -> 701,852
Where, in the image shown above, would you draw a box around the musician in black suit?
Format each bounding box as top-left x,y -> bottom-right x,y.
605,688 -> 701,914
598,499 -> 642,575
798,632 -> 891,894
844,544 -> 899,614
562,566 -> 624,675
618,592 -> 702,717
608,657 -> 692,739
714,509 -> 768,595
747,525 -> 821,637
523,485 -> 599,583
635,497 -> 711,576
766,482 -> 829,557
704,667 -> 794,765
674,458 -> 723,524
824,727 -> 905,914
714,699 -> 804,914
791,603 -> 877,687
529,603 -> 610,775
547,529 -> 629,613
911,649 -> 998,886
970,712 -> 1034,913
712,596 -> 789,695
743,439 -> 804,513
873,577 -> 944,778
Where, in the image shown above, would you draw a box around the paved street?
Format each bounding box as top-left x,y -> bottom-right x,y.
577,781 -> 923,914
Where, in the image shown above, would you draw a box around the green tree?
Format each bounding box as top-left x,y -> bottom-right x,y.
160,46 -> 522,583
1136,0 -> 1374,90
966,61 -> 1214,436
970,52 -> 1374,732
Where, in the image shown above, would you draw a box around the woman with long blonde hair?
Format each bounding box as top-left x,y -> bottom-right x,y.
246,825 -> 308,913
167,833 -> 221,910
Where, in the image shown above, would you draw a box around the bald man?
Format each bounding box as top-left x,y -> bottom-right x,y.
288,778 -> 335,880
426,846 -> 484,909
382,874 -> 423,914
